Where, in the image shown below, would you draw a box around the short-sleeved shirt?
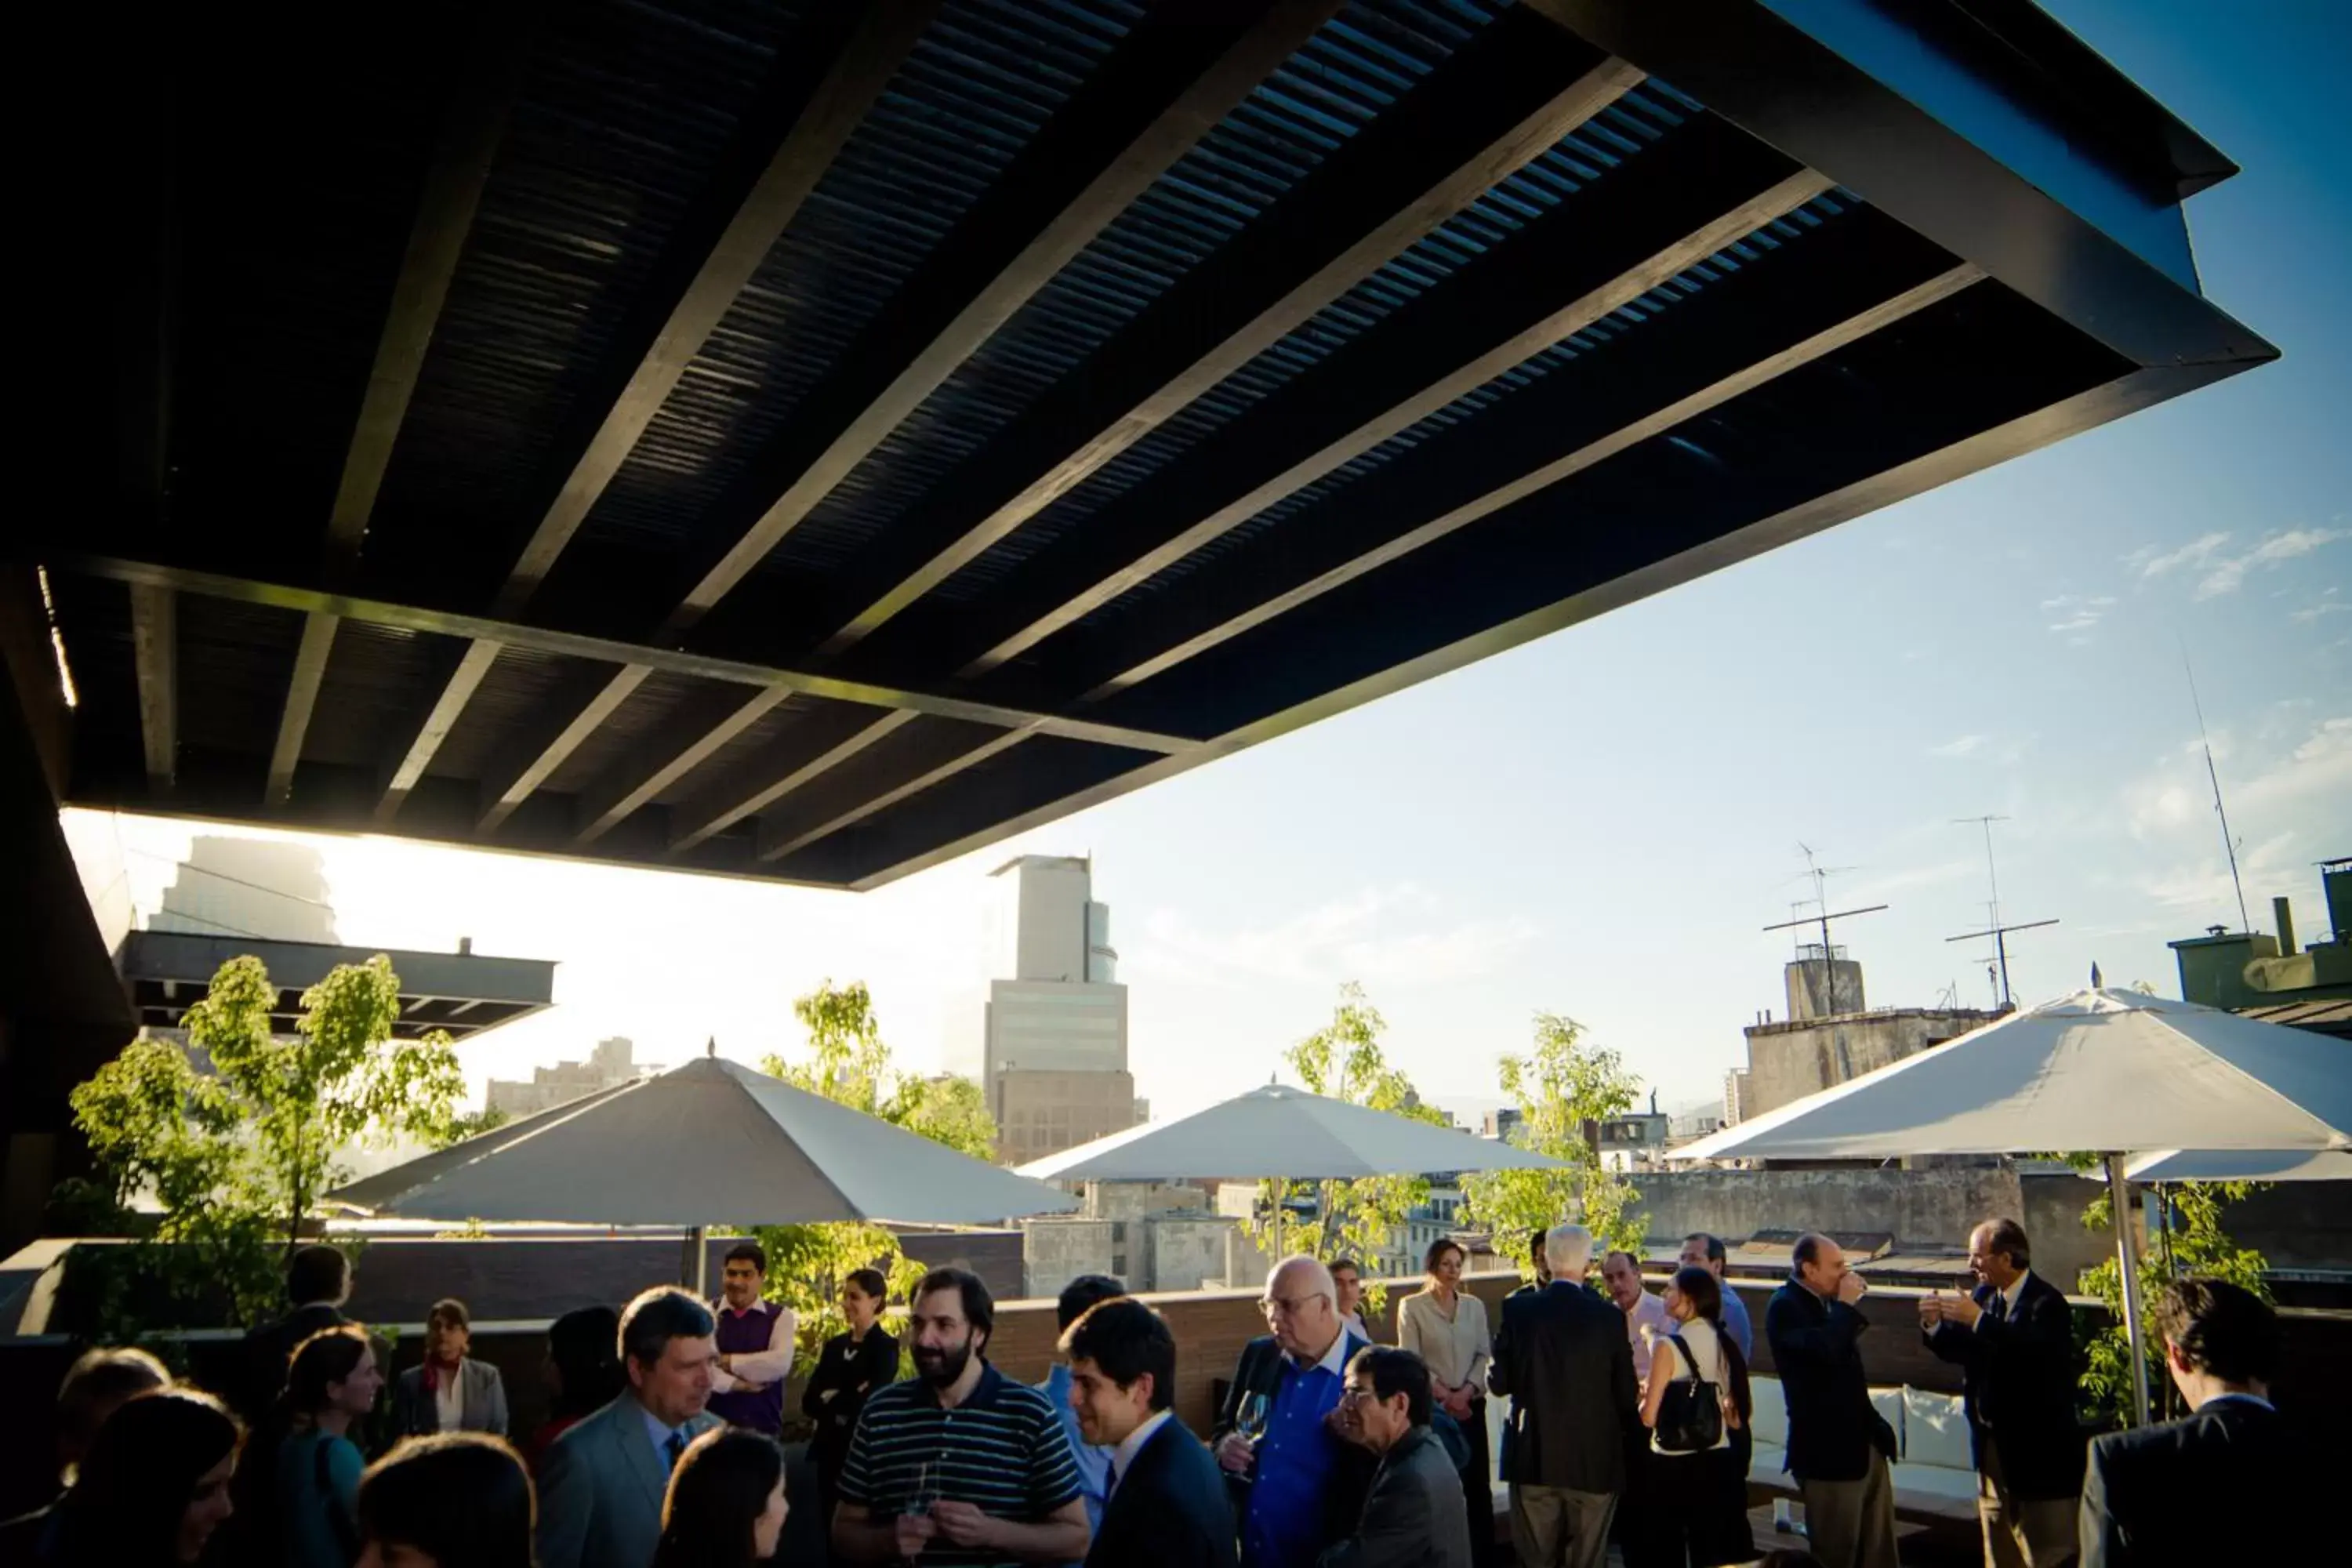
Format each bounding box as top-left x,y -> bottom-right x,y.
839,1360 -> 1081,1567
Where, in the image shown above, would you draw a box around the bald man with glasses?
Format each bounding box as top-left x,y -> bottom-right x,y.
1212,1256 -> 1377,1568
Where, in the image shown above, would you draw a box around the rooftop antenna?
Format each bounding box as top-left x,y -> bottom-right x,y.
1946,911 -> 2060,1008
2183,644 -> 2252,935
1762,844 -> 1886,1007
1955,815 -> 2011,933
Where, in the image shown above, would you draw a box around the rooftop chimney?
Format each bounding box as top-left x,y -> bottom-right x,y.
2274,896 -> 2296,956
458,935 -> 474,955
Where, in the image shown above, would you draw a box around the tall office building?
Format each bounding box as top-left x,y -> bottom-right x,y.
959,855 -> 1143,1164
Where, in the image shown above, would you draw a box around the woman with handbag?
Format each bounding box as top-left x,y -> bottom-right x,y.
1640,1265 -> 1756,1567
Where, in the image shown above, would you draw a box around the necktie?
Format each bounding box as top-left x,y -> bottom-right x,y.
1105,1460 -> 1120,1497
664,1429 -> 688,1470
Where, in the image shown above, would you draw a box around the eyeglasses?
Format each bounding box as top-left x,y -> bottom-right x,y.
1337,1386 -> 1378,1405
1258,1293 -> 1330,1317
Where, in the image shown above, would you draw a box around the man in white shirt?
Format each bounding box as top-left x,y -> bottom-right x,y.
1330,1258 -> 1370,1341
1601,1250 -> 1670,1381
1602,1250 -> 1674,1568
706,1242 -> 797,1434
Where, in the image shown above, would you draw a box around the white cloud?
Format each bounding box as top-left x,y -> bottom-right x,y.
2039,593 -> 2117,637
2292,601 -> 2350,624
2119,714 -> 2352,915
2131,527 -> 2347,600
1929,734 -> 1986,757
1127,884 -> 1540,989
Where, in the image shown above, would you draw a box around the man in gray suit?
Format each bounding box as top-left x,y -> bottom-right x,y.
1320,1346 -> 1473,1568
538,1286 -> 723,1568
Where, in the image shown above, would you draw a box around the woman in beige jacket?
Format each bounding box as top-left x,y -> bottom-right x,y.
1396,1237 -> 1492,1557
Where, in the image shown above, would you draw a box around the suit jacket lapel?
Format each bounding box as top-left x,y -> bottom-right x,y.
612,1403 -> 669,1511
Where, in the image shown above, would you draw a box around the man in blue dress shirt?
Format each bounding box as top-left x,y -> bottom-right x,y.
1679,1234 -> 1751,1357
1040,1274 -> 1127,1555
1211,1257 -> 1376,1568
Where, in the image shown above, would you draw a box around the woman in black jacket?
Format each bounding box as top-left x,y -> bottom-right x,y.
798,1269 -> 898,1522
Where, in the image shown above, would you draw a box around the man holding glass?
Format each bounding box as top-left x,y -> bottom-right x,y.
832,1267 -> 1091,1566
1212,1255 -> 1377,1568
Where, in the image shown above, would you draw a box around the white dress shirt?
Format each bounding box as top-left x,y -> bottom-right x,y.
1109,1409 -> 1174,1497
1622,1288 -> 1670,1381
433,1367 -> 464,1432
1979,1269 -> 2032,1330
709,1298 -> 798,1392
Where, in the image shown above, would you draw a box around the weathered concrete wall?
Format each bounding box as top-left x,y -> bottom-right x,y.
1744,1008 -> 1992,1116
1147,1216 -> 1237,1291
1021,1218 -> 1114,1298
1634,1167 -> 2117,1287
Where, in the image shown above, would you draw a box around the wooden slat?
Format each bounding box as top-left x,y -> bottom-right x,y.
128,583 -> 176,791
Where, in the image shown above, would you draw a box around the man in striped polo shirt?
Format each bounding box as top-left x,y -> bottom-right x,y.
833,1266 -> 1091,1566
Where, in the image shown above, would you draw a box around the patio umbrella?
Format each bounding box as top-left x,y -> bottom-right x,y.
1015,1081 -> 1571,1256
1670,986 -> 2351,1424
2125,1146 -> 2352,1182
330,1052 -> 1076,1289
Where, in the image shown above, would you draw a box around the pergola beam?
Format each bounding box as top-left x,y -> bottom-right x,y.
1069,228 -> 1983,702
271,33 -> 512,808
669,709 -> 921,856
913,122 -> 1828,680
59,555 -> 1203,756
809,11 -> 1642,654
572,685 -> 792,846
127,583 -> 176,793
474,664 -> 653,834
757,724 -> 1037,863
376,3 -> 936,820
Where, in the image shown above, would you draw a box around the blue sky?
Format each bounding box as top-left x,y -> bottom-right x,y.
66,0 -> 2349,1127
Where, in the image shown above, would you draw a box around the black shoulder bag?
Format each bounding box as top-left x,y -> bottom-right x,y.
1652,1333 -> 1725,1454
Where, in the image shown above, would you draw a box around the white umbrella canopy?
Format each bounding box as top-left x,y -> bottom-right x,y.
1015,1082 -> 1570,1182
2126,1146 -> 2352,1182
1672,987 -> 2352,1164
330,1054 -> 1079,1229
1667,986 -> 2350,1426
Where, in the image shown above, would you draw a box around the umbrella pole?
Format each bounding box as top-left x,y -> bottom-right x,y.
2105,1154 -> 2153,1427
683,1225 -> 709,1296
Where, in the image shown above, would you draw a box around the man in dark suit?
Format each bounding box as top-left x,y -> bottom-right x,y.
1922,1218 -> 2084,1568
1062,1295 -> 1236,1568
537,1286 -> 723,1568
1321,1346 -> 1472,1568
2079,1278 -> 2304,1568
1488,1224 -> 1637,1568
239,1243 -> 351,1420
1213,1256 -> 1377,1568
1766,1233 -> 1897,1568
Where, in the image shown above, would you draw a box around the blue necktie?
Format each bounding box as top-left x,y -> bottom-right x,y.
664,1429 -> 688,1470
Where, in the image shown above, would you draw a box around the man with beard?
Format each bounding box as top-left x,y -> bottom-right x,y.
833,1267 -> 1091,1566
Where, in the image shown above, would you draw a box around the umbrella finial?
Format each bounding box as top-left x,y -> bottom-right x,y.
706,1036 -> 717,1058
2089,963 -> 2103,989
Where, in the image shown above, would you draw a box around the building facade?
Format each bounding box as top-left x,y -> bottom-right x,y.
1737,949 -> 1998,1119
486,1036 -> 650,1117
960,855 -> 1145,1164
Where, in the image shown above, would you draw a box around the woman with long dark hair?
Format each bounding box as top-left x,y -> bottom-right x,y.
52,1387 -> 242,1567
274,1323 -> 385,1568
1639,1264 -> 1755,1566
527,1305 -> 624,1471
799,1268 -> 896,1523
654,1427 -> 789,1568
356,1432 -> 537,1568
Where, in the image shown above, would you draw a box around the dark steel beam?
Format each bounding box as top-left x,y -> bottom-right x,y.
653,0 -> 1345,638
810,12 -> 1642,655
376,639 -> 501,826
376,3 -> 938,821
127,582 -> 176,792
1066,231 -> 1982,702
757,724 -> 1038,863
669,709 -> 922,856
833,352 -> 2241,892
572,684 -> 791,846
474,663 -> 652,834
1518,0 -> 2274,371
271,55 -> 509,808
894,121 -> 1828,681
503,0 -> 1335,841
55,556 -> 1205,757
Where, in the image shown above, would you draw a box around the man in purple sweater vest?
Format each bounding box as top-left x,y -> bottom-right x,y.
707,1242 -> 798,1433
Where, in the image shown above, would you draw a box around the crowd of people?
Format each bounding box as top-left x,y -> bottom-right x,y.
0,1219 -> 2305,1568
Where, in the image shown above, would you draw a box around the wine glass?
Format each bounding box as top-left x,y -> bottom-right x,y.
1235,1393 -> 1272,1443
905,1460 -> 939,1518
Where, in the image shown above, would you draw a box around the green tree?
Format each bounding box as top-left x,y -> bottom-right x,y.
1462,1012 -> 1645,1272
62,953 -> 466,1332
436,1105 -> 511,1147
753,980 -> 997,1368
1258,982 -> 1445,1303
2069,1166 -> 2268,1423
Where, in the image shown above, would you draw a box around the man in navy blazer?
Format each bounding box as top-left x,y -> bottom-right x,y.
2079,1279 -> 2306,1568
1766,1234 -> 1898,1568
538,1287 -> 723,1568
1922,1218 -> 2083,1568
1062,1296 -> 1237,1568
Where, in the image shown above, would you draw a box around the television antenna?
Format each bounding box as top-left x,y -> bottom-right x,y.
1946,914 -> 2060,1009
1762,844 -> 1887,979
2183,647 -> 2252,935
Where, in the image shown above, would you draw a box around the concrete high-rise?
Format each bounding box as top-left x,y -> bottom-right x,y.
957,855 -> 1142,1164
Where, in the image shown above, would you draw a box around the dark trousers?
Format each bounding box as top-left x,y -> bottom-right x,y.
1614,1443 -> 1678,1568
1459,1398 -> 1496,1562
1653,1446 -> 1755,1567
